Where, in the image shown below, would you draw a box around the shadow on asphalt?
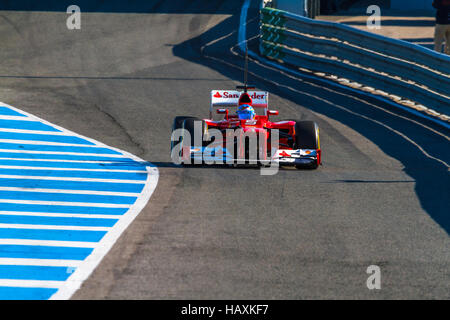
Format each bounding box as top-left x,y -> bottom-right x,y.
150,161 -> 317,171
0,75 -> 228,81
0,0 -> 237,14
171,0 -> 450,234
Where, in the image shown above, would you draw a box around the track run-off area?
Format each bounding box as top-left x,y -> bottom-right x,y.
0,102 -> 158,299
0,0 -> 448,299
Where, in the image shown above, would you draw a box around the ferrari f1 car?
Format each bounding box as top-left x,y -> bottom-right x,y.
170,87 -> 321,169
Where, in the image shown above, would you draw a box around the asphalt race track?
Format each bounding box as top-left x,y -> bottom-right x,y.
0,0 -> 448,299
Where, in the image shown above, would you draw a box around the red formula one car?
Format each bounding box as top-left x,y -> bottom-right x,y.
170,86 -> 321,169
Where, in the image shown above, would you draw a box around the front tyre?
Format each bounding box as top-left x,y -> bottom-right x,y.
294,121 -> 320,169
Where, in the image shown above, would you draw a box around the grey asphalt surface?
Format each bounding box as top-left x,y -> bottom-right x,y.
0,0 -> 448,299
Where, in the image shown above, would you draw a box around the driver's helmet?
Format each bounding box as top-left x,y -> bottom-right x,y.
237,104 -> 256,120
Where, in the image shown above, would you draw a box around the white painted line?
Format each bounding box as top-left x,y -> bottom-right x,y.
0,139 -> 102,147
0,224 -> 110,231
0,175 -> 145,184
252,51 -> 450,131
0,212 -> 121,220
0,279 -> 64,288
0,165 -> 148,173
0,258 -> 82,267
0,200 -> 130,208
0,187 -> 140,197
0,157 -> 131,164
0,128 -> 72,135
0,239 -> 97,248
0,115 -> 38,121
0,149 -> 128,158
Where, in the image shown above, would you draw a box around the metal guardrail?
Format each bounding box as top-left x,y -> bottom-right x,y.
259,7 -> 450,116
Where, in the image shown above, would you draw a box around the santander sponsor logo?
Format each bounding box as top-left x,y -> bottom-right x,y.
222,92 -> 240,99
218,91 -> 266,100
249,92 -> 266,100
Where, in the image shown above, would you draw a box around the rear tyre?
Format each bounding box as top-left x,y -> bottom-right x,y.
294,121 -> 320,169
170,116 -> 195,164
181,117 -> 206,165
173,116 -> 194,131
171,116 -> 194,150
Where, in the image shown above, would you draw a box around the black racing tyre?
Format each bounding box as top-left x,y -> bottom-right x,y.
181,117 -> 206,165
182,118 -> 205,147
294,120 -> 320,169
170,116 -> 195,154
172,116 -> 194,131
170,116 -> 196,164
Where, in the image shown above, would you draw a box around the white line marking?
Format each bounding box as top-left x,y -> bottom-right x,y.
0,115 -> 37,121
241,57 -> 450,167
0,128 -> 73,135
0,157 -> 134,164
0,199 -> 130,208
0,224 -> 110,231
0,139 -> 101,147
0,174 -> 145,184
0,279 -> 64,288
0,149 -> 128,158
0,258 -> 82,267
0,212 -> 120,219
0,187 -> 140,197
247,52 -> 450,168
0,165 -> 148,173
0,239 -> 97,248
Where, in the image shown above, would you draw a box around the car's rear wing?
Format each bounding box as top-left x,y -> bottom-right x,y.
210,90 -> 269,119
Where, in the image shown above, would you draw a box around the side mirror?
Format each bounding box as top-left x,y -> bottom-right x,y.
216,109 -> 228,114
216,108 -> 229,120
267,110 -> 279,116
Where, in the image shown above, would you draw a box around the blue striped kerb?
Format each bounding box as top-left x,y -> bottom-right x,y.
0,103 -> 152,300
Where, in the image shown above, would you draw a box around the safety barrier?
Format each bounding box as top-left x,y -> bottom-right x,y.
259,7 -> 450,116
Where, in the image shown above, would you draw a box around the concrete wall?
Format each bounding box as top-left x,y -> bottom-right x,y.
391,0 -> 434,10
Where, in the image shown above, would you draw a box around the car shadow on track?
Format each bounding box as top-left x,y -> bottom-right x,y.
150,161 -> 314,171
171,0 -> 450,234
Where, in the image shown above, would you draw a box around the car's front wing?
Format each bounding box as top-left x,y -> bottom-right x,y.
184,146 -> 318,166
